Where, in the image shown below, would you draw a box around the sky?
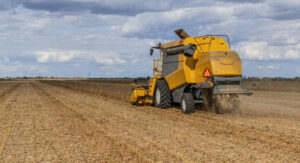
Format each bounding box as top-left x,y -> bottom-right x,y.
0,0 -> 299,78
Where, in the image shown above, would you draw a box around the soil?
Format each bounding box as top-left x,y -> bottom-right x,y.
0,81 -> 299,162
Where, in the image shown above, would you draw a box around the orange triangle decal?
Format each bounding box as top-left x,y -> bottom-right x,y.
203,68 -> 211,78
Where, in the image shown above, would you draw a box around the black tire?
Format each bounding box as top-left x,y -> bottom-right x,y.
181,93 -> 195,114
154,79 -> 172,108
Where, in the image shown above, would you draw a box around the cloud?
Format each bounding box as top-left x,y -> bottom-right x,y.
285,49 -> 300,59
267,64 -> 280,70
20,0 -> 188,15
237,40 -> 300,61
1,0 -> 300,78
35,49 -> 81,63
238,41 -> 281,60
34,49 -> 126,65
120,8 -> 194,36
267,0 -> 300,20
94,53 -> 126,65
0,0 -> 22,10
256,65 -> 264,69
119,6 -> 233,38
0,57 -> 10,63
217,0 -> 262,3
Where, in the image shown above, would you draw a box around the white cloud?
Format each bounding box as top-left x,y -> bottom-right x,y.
0,62 -> 39,76
285,49 -> 300,59
35,49 -> 81,63
238,41 -> 300,60
1,0 -> 300,77
93,53 -> 126,65
0,57 -> 10,63
238,41 -> 281,60
120,6 -> 233,37
34,49 -> 126,65
267,64 -> 280,70
255,64 -> 280,70
121,8 -> 190,35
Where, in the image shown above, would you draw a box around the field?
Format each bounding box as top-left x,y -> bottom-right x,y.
0,79 -> 299,162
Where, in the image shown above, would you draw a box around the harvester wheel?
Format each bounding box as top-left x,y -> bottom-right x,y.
181,93 -> 195,114
154,80 -> 172,108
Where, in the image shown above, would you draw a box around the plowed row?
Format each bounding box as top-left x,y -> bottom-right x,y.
0,81 -> 299,162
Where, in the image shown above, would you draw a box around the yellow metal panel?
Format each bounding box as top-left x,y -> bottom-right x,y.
183,37 -> 230,52
130,86 -> 148,105
165,68 -> 186,90
165,53 -> 186,90
210,54 -> 242,76
148,78 -> 157,97
163,36 -> 241,87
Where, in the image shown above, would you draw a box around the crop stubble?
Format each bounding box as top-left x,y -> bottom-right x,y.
0,81 -> 299,162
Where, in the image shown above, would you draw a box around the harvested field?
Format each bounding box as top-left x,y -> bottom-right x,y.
40,80 -> 132,102
243,79 -> 300,92
0,80 -> 299,162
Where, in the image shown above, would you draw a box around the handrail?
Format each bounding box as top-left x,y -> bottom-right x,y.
202,35 -> 231,51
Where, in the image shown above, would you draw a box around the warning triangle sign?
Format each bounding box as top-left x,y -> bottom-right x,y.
203,68 -> 212,78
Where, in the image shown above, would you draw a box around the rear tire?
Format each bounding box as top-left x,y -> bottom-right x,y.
181,93 -> 195,114
154,80 -> 172,108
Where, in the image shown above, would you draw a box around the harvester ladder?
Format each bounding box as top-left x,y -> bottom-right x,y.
153,50 -> 162,77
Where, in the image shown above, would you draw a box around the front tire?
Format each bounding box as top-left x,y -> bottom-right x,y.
181,93 -> 195,114
154,80 -> 172,108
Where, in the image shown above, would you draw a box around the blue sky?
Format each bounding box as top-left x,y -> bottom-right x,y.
0,0 -> 299,78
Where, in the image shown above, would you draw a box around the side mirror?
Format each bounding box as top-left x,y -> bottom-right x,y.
150,48 -> 154,56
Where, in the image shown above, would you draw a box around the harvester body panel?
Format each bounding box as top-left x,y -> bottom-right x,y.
163,36 -> 242,91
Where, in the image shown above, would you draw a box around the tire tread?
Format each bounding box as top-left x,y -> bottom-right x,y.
155,80 -> 172,108
181,93 -> 195,114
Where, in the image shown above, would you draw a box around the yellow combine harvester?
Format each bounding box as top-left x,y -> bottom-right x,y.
130,29 -> 252,114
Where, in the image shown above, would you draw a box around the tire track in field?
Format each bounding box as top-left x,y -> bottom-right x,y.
45,91 -> 194,162
45,89 -> 232,162
0,109 -> 16,158
38,82 -> 300,162
43,82 -> 300,159
1,82 -> 146,162
34,83 -> 197,162
64,90 -> 299,161
0,83 -> 21,101
0,83 -> 21,159
32,82 -> 152,162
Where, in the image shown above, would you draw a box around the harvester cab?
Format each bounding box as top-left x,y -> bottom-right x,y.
130,29 -> 252,114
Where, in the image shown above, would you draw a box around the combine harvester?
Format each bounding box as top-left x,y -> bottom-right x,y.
130,29 -> 252,114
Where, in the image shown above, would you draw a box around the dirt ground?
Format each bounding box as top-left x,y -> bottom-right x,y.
0,81 -> 299,162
